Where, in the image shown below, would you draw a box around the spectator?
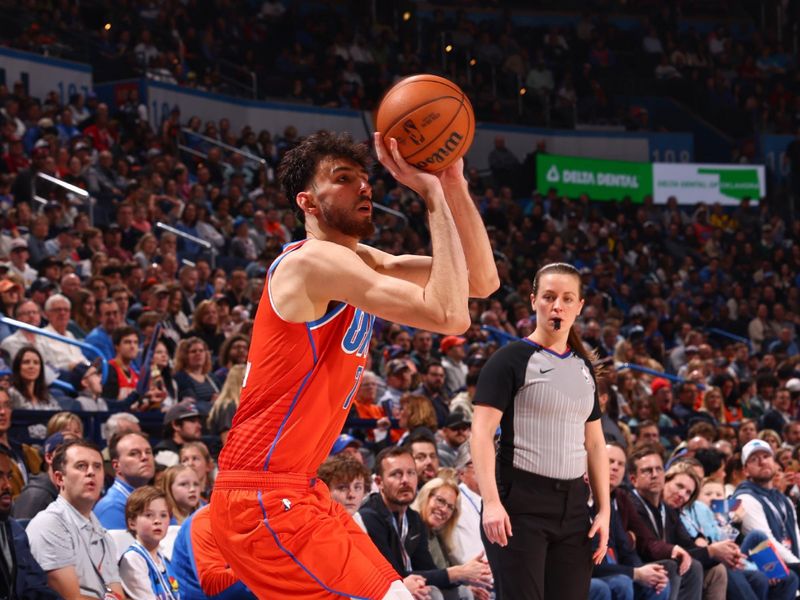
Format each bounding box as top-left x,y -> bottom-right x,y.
0,444 -> 60,599
179,441 -> 216,502
627,446 -> 729,598
83,298 -> 121,361
408,431 -> 440,489
760,387 -> 793,433
160,464 -> 201,525
396,394 -> 438,446
174,338 -> 219,410
12,432 -> 68,519
155,400 -> 204,467
26,440 -> 125,599
412,476 -> 493,600
414,361 -> 451,428
119,485 -> 181,599
206,364 -> 245,445
317,454 -> 371,517
101,325 -> 140,402
436,411 -> 471,469
40,294 -> 89,372
187,300 -> 224,356
170,504 -> 256,600
69,288 -> 97,339
330,434 -> 365,464
210,333 -> 248,386
8,346 -> 60,421
0,388 -> 43,497
378,359 -> 415,421
734,439 -> 800,575
68,359 -> 109,412
358,446 -> 457,599
0,301 -> 57,378
439,336 -> 467,397
6,238 -> 38,286
94,431 -> 156,529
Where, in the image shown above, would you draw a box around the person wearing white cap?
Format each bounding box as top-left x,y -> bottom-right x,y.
733,439 -> 800,574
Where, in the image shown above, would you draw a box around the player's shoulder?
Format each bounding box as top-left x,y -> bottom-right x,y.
277,239 -> 355,272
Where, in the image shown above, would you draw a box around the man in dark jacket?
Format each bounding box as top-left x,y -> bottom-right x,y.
11,433 -> 71,520
358,446 -> 459,598
0,445 -> 61,599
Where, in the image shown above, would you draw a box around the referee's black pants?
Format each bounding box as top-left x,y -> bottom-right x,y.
483,468 -> 593,600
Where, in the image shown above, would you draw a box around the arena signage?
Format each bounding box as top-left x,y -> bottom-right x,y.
536,154 -> 653,201
538,154 -> 765,205
0,47 -> 92,106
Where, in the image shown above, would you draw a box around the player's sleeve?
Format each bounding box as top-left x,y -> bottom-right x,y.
473,342 -> 530,413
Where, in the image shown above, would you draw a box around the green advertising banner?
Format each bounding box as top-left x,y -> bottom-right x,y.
536,154 -> 653,202
536,154 -> 766,205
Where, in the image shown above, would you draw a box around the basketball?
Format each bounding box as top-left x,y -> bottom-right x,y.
375,74 -> 475,173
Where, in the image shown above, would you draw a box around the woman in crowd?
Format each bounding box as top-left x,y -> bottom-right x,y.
180,441 -> 216,502
9,346 -> 62,439
412,476 -> 493,600
174,337 -> 219,409
396,393 -> 438,445
698,386 -> 730,425
69,288 -> 96,339
757,429 -> 782,453
160,464 -> 201,525
150,339 -> 179,410
188,299 -> 225,355
119,486 -> 180,600
46,411 -> 84,438
207,364 -> 245,444
133,232 -> 159,271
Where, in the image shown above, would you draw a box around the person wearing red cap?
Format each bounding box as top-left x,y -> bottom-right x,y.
440,335 -> 468,397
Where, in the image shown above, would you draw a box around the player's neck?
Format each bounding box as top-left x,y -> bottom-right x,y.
306,223 -> 359,251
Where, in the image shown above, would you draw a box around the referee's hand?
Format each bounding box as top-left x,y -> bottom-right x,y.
482,500 -> 513,546
589,508 -> 610,564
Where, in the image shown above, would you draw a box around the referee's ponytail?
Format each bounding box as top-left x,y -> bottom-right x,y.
532,262 -> 597,365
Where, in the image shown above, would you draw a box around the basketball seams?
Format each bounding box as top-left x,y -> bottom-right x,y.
375,74 -> 475,172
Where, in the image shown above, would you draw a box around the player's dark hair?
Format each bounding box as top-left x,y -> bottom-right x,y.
532,262 -> 597,365
277,131 -> 372,204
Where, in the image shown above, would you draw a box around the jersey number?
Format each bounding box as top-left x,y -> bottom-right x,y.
343,366 -> 364,410
341,309 -> 373,358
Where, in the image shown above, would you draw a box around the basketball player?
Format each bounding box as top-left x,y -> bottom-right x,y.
210,131 -> 498,599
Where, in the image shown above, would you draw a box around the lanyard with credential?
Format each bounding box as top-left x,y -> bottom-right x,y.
391,511 -> 413,573
73,523 -> 113,599
632,489 -> 666,539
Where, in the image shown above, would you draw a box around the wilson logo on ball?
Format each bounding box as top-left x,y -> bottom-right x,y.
414,131 -> 464,169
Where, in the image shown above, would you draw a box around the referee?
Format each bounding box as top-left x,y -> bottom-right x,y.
471,262 -> 610,600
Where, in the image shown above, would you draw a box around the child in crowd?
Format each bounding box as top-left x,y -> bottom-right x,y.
161,464 -> 201,525
119,486 -> 181,600
179,441 -> 216,502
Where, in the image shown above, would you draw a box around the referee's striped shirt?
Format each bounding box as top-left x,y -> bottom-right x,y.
474,339 -> 600,480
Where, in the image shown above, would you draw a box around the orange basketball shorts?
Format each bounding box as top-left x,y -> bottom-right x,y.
210,471 -> 399,599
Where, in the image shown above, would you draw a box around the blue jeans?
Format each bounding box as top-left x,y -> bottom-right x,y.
590,575 -> 633,600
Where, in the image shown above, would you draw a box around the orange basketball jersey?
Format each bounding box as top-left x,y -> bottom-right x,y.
218,240 -> 374,475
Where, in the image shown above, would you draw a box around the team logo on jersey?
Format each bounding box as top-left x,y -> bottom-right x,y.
341,309 -> 374,358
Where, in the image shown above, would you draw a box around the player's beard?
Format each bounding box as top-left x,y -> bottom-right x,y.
319,200 -> 375,240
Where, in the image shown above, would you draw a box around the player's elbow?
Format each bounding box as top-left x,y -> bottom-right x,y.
471,272 -> 500,299
436,308 -> 471,335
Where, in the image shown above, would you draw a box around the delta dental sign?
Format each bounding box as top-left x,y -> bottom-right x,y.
537,154 -> 765,205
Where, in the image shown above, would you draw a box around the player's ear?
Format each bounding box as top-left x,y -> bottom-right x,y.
296,191 -> 317,215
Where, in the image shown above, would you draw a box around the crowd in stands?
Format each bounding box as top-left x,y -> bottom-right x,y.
3,0 -> 799,136
4,22 -> 800,594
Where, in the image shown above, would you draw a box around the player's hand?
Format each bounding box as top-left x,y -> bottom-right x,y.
482,500 -> 513,546
671,545 -> 692,575
435,157 -> 466,188
589,508 -> 610,564
373,133 -> 442,200
402,574 -> 430,600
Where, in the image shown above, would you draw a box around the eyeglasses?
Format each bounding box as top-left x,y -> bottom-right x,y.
431,494 -> 456,513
